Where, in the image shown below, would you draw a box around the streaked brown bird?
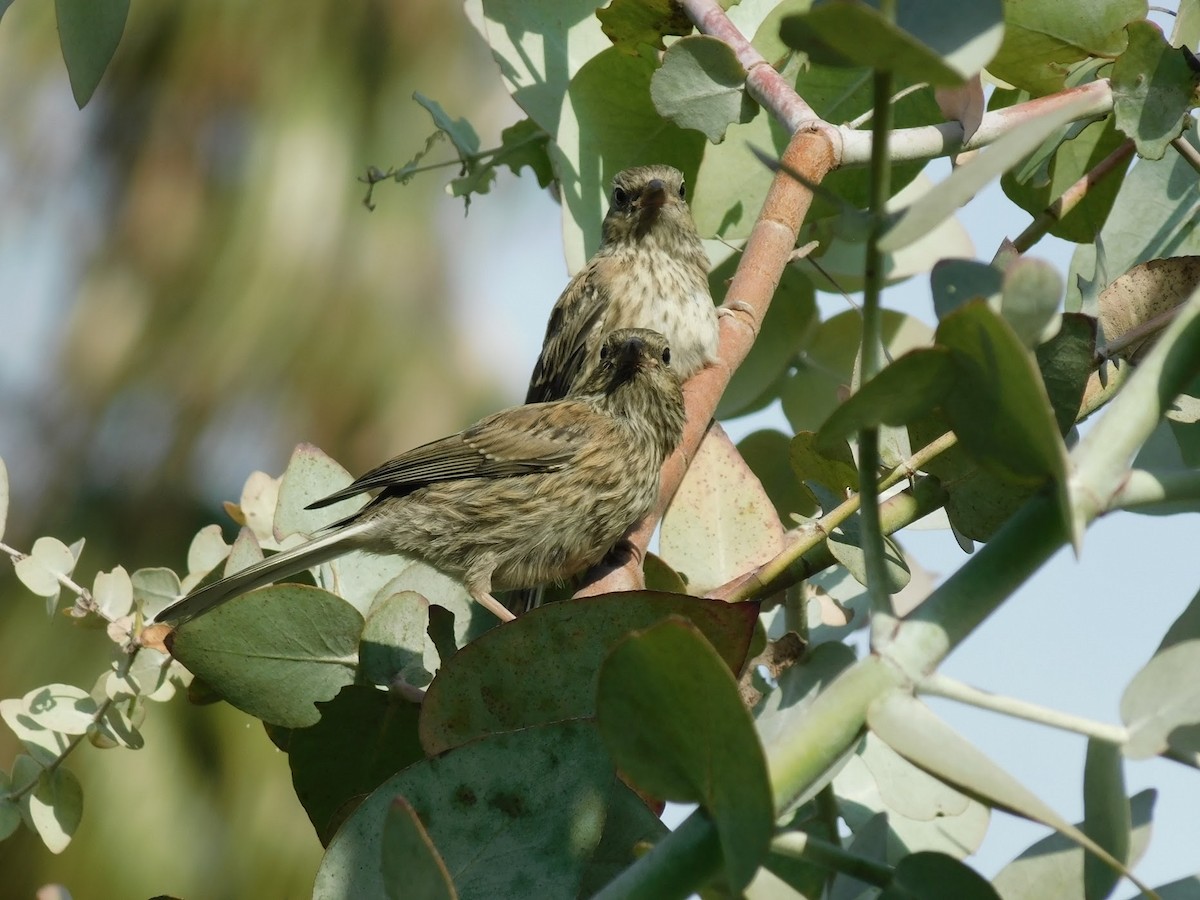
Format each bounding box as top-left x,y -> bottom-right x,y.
152,329 -> 685,628
526,165 -> 720,404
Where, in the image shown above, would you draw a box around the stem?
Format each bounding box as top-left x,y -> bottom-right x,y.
919,673 -> 1130,745
1108,468 -> 1200,512
1,540 -> 96,610
592,809 -> 722,900
770,831 -> 892,885
1171,134 -> 1200,175
1011,139 -> 1135,253
715,433 -> 954,604
861,55 -> 897,641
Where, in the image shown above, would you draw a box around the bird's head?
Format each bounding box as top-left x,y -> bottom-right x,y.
600,165 -> 699,249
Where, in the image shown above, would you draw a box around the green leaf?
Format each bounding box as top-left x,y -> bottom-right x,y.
651,36 -> 756,143
790,431 -> 860,495
835,733 -> 990,861
690,70 -> 936,238
1157,586 -> 1200,652
1068,128 -> 1200,312
21,684 -> 97,736
882,92 -> 1103,252
992,790 -> 1156,900
315,722 -> 659,900
1082,740 -> 1130,900
780,0 -> 1004,85
413,92 -> 480,158
274,443 -> 355,540
1111,20 -> 1199,160
907,411 -> 1035,541
184,527 -> 229,585
660,425 -> 784,594
15,757 -> 83,854
285,685 -> 424,846
817,349 -> 955,451
932,258 -> 1004,319
382,797 -> 456,900
473,0 -> 611,138
360,591 -> 434,689
989,0 -> 1146,95
170,585 -> 363,728
131,567 -> 182,620
1035,313 -> 1096,434
597,619 -> 773,890
557,45 -> 706,264
0,700 -> 70,767
596,0 -> 693,53
827,518 -> 911,593
54,0 -> 129,107
794,173 -> 976,293
1121,639 -> 1200,759
13,537 -> 76,600
937,302 -> 1069,485
782,309 -> 934,435
868,692 -> 1150,893
714,254 -> 818,418
419,592 -> 759,754
880,852 -> 1000,899
0,793 -> 20,842
93,566 -> 133,620
738,430 -> 819,525
1000,257 -> 1063,348
489,118 -> 553,186
1000,115 -> 1130,243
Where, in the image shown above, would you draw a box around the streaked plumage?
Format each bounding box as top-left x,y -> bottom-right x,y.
153,329 -> 685,628
526,165 -> 719,404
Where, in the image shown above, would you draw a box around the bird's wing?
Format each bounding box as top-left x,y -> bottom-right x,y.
525,259 -> 611,403
306,402 -> 596,509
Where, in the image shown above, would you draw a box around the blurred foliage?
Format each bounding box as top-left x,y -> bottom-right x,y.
0,0 -> 523,896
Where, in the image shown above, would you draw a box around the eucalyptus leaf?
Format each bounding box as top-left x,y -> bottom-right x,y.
652,36 -> 756,143
55,0 -> 130,107
1111,20 -> 1199,160
382,797 -> 455,900
598,619 -> 773,891
170,585 -> 363,728
881,94 -> 1104,253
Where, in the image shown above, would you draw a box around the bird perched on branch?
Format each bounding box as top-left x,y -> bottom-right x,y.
510,165 -> 720,614
152,329 -> 686,628
526,165 -> 720,404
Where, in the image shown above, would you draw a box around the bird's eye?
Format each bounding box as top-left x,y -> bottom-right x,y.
661,347 -> 671,366
612,186 -> 629,206
599,344 -> 611,361
678,181 -> 687,199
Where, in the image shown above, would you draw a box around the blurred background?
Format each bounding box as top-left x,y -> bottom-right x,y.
0,2 -> 565,896
2,2 -> 1197,898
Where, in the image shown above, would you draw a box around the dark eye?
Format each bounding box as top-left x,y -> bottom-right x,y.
661,347 -> 671,365
612,186 -> 629,206
599,343 -> 611,360
678,181 -> 687,199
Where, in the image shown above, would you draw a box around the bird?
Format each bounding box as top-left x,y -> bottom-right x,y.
509,166 -> 720,614
525,165 -> 720,405
151,329 -> 686,629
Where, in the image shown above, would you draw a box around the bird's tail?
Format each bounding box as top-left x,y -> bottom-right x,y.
153,521 -> 374,627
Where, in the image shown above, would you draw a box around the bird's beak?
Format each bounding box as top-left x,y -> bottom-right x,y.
611,336 -> 649,382
639,179 -> 667,216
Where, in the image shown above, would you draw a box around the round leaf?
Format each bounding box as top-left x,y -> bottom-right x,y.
420,592 -> 759,754
315,722 -> 656,900
169,585 -> 363,727
597,619 -> 773,891
651,36 -> 755,143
